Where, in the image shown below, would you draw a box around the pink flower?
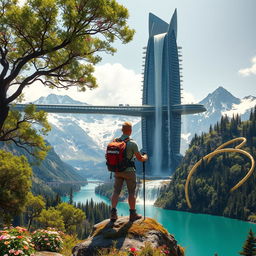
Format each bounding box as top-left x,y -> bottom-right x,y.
44,238 -> 49,240
0,235 -> 7,240
47,243 -> 50,245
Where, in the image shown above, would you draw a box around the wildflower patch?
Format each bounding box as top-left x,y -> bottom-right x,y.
32,228 -> 63,252
0,226 -> 35,256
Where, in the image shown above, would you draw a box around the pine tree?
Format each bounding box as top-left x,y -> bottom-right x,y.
239,229 -> 256,256
249,109 -> 254,121
69,188 -> 74,205
209,125 -> 213,134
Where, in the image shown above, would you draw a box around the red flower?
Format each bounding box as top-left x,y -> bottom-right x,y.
130,247 -> 137,252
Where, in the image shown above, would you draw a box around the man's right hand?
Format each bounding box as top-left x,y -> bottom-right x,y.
135,152 -> 148,162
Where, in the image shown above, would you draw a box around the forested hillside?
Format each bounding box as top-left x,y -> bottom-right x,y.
155,106 -> 256,221
0,142 -> 86,197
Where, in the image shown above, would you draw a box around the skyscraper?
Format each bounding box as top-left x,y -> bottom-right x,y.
141,10 -> 205,175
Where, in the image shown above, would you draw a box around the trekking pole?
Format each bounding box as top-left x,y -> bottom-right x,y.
143,161 -> 146,220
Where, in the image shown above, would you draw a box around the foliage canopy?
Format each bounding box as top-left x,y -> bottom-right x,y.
1,104 -> 51,159
0,149 -> 32,223
0,0 -> 134,131
155,108 -> 256,221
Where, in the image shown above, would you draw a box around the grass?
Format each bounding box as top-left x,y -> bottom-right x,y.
98,242 -> 185,256
92,217 -> 168,239
60,234 -> 83,256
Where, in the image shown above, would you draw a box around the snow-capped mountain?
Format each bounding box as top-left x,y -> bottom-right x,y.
180,86 -> 256,153
34,94 -> 140,174
34,94 -> 88,105
222,95 -> 256,119
34,87 -> 256,176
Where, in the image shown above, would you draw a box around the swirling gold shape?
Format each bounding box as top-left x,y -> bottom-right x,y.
185,137 -> 255,208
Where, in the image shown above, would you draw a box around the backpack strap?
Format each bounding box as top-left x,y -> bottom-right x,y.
122,137 -> 136,168
115,137 -> 130,142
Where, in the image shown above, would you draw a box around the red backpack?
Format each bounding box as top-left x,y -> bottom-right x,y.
106,138 -> 131,172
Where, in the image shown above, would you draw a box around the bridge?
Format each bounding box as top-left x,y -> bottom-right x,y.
12,10 -> 207,176
13,103 -> 205,116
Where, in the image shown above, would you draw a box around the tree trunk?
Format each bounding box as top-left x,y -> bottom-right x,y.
0,104 -> 9,134
28,217 -> 33,231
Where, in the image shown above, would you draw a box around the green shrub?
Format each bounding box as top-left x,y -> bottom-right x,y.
32,228 -> 63,252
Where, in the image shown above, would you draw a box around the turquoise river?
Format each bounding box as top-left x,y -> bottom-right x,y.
62,181 -> 256,256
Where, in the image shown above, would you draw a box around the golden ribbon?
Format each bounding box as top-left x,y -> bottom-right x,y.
185,137 -> 255,208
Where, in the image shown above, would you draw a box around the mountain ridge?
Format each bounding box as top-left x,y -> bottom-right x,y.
31,87 -> 256,176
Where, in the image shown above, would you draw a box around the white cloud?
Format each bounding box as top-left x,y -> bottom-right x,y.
13,63 -> 142,105
182,91 -> 197,104
89,63 -> 142,105
238,56 -> 256,76
9,63 -> 197,106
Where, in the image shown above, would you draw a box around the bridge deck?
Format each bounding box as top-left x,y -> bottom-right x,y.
13,104 -> 206,116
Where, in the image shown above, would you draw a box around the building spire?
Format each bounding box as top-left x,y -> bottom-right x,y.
148,13 -> 169,37
167,9 -> 177,38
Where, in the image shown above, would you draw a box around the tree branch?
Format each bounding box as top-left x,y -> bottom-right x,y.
6,52 -> 75,103
8,138 -> 36,156
0,47 -> 9,81
0,119 -> 27,141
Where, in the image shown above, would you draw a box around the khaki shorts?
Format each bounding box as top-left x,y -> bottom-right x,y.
114,171 -> 136,196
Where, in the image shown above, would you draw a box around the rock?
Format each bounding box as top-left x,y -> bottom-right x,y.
35,252 -> 63,256
72,216 -> 184,256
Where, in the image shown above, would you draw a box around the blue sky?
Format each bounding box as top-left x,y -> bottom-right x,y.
23,0 -> 256,105
100,0 -> 256,101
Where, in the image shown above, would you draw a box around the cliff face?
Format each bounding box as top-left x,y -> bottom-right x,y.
72,216 -> 184,256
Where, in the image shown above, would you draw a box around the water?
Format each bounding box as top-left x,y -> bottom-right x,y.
63,181 -> 256,256
136,180 -> 167,205
153,33 -> 166,175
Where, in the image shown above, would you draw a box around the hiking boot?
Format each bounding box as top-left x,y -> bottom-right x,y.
129,209 -> 142,222
110,208 -> 118,222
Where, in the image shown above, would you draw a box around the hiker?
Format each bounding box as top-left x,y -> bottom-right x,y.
109,121 -> 148,222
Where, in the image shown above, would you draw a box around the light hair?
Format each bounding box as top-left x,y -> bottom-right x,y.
122,122 -> 132,133
122,121 -> 132,129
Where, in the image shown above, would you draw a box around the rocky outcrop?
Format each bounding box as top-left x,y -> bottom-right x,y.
72,216 -> 184,256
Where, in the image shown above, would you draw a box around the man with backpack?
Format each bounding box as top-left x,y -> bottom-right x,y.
106,121 -> 148,222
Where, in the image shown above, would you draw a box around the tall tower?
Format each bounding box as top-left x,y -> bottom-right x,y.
141,10 -> 204,175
